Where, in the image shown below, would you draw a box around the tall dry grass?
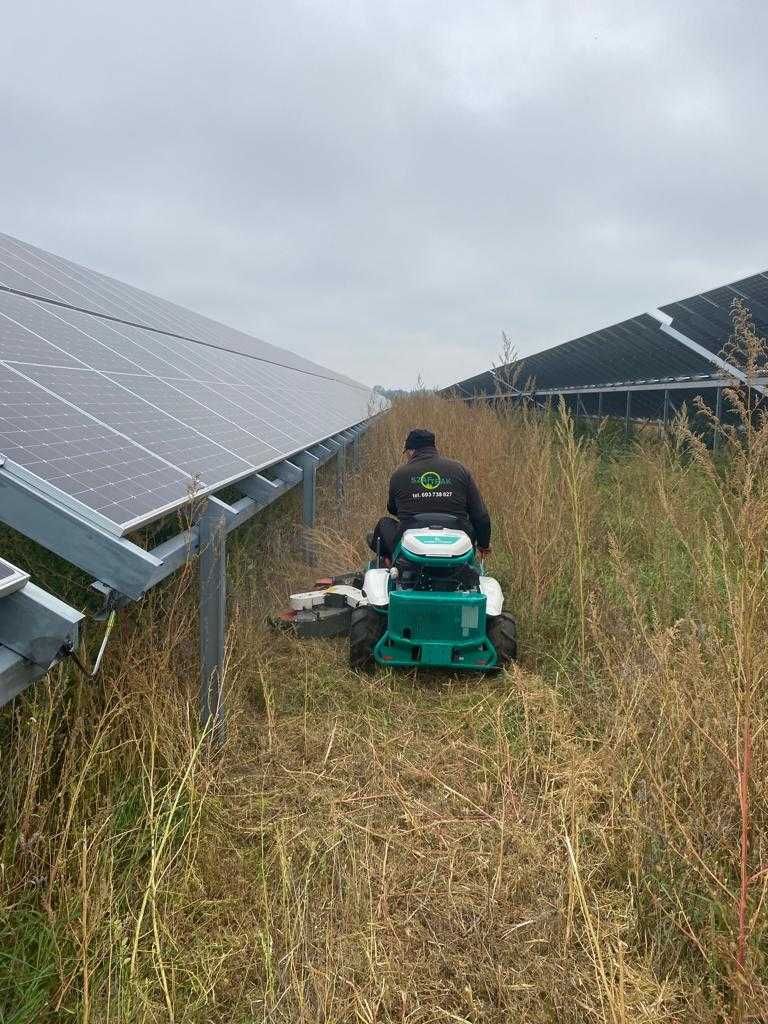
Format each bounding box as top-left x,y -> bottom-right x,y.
2,317 -> 768,1020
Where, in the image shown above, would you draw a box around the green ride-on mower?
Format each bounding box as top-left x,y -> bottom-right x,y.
349,513 -> 517,671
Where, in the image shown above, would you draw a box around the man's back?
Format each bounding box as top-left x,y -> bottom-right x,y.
388,450 -> 473,520
387,445 -> 491,549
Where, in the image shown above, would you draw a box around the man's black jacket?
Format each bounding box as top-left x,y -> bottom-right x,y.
386,447 -> 491,548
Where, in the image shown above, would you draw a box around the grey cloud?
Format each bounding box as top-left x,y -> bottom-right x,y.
2,0 -> 767,388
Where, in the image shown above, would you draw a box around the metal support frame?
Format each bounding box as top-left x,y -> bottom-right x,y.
198,499 -> 227,743
624,391 -> 632,436
597,392 -> 604,418
137,440 -> 359,583
533,374 -> 756,398
0,429 -> 366,600
713,387 -> 723,450
336,443 -> 346,504
453,374 -> 768,403
0,471 -> 163,601
0,420 -> 373,713
296,450 -> 319,564
0,582 -> 82,704
663,389 -> 670,429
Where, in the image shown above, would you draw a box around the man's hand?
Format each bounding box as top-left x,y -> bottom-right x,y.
478,547 -> 490,559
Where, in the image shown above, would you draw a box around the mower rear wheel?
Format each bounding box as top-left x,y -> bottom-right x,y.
487,612 -> 518,666
349,605 -> 386,670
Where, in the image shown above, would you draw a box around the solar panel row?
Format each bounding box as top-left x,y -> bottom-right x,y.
0,234 -> 377,534
447,269 -> 768,398
0,232 -> 364,388
660,273 -> 768,359
455,315 -> 715,396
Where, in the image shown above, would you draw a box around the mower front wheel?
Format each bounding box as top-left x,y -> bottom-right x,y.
487,612 -> 518,666
349,605 -> 386,670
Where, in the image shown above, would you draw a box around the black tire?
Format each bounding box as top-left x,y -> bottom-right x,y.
349,605 -> 386,670
487,612 -> 518,666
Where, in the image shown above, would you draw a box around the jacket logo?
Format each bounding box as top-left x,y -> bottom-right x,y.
418,471 -> 443,491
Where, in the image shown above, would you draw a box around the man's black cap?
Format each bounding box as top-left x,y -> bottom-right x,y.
404,428 -> 436,452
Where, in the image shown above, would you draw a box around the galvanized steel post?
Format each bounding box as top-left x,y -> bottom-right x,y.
297,451 -> 318,563
714,386 -> 723,450
199,500 -> 227,744
597,392 -> 604,418
663,388 -> 669,430
624,390 -> 632,436
336,444 -> 346,505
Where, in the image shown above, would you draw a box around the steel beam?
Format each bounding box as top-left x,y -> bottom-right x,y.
145,472 -> 296,583
0,420 -> 371,708
0,648 -> 42,705
271,459 -> 303,485
203,495 -> 243,529
198,500 -> 227,743
308,442 -> 335,465
0,582 -> 82,705
714,387 -> 723,450
598,392 -> 604,418
533,376 -> 746,397
236,472 -> 290,506
296,450 -> 319,563
0,471 -> 162,601
336,444 -> 346,504
624,391 -> 632,436
0,580 -> 82,667
142,438 -> 359,589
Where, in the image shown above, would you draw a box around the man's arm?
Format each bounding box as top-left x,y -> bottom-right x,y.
466,472 -> 491,549
387,473 -> 398,517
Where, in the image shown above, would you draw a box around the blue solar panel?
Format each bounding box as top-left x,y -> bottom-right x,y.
0,233 -> 377,533
446,269 -> 768,398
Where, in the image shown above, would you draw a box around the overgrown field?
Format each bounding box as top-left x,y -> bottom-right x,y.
2,389 -> 767,1022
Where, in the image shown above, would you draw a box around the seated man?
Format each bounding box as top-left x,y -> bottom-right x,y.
370,428 -> 492,561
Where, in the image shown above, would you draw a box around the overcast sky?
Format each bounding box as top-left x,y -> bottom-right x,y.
2,1 -> 767,389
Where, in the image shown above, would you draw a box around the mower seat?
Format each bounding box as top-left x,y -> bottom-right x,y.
399,527 -> 473,560
409,512 -> 463,528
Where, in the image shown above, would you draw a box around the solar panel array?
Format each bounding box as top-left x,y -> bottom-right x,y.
0,233 -> 378,535
660,272 -> 768,358
497,314 -> 714,391
447,270 -> 768,399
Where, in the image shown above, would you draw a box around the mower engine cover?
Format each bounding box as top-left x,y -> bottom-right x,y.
400,528 -> 473,559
